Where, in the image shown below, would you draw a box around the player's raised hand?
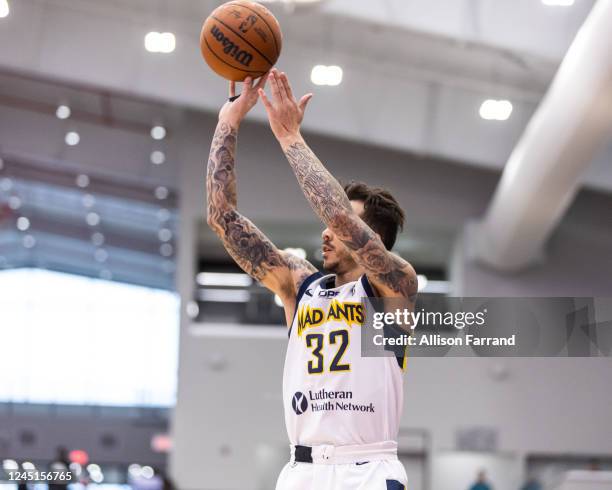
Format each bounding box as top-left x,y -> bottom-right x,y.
259,69 -> 313,143
218,73 -> 269,127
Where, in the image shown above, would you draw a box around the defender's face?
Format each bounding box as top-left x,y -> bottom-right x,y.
321,201 -> 364,273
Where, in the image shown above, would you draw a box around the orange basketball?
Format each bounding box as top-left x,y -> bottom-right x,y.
200,1 -> 282,81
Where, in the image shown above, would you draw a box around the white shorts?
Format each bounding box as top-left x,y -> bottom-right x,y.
275,441 -> 407,490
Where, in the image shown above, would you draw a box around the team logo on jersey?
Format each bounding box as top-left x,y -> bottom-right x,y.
291,391 -> 308,415
297,300 -> 365,337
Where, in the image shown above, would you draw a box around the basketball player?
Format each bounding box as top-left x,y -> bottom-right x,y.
206,69 -> 418,490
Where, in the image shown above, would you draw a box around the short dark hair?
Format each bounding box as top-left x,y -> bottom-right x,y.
344,181 -> 405,250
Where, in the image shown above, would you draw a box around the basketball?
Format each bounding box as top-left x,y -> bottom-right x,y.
200,1 -> 282,81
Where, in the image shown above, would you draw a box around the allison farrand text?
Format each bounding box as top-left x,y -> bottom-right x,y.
373,332 -> 516,347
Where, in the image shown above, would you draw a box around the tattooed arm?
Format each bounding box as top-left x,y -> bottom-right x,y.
206,122 -> 315,293
207,77 -> 317,325
259,69 -> 417,301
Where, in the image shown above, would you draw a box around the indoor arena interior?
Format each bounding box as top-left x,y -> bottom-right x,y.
0,0 -> 611,489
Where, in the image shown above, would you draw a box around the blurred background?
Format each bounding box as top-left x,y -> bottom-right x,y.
0,0 -> 611,489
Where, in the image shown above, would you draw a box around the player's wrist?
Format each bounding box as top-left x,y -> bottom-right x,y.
278,131 -> 303,149
218,115 -> 242,130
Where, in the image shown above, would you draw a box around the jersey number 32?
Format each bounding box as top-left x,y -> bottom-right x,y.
305,330 -> 350,374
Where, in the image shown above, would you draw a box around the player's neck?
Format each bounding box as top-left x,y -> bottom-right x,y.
333,267 -> 365,288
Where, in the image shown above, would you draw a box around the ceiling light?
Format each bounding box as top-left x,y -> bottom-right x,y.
150,150 -> 166,165
0,0 -> 9,18
151,125 -> 166,140
158,228 -> 172,242
479,99 -> 513,121
186,301 -> 199,319
311,65 -> 343,86
417,274 -> 428,292
274,294 -> 283,307
154,186 -> 169,200
198,288 -> 251,303
22,235 -> 36,249
0,177 -> 13,192
145,32 -> 176,53
160,243 -> 173,257
86,212 -> 100,226
2,460 -> 18,471
422,280 -> 451,294
76,174 -> 90,188
542,0 -> 574,6
90,472 -> 104,483
91,232 -> 105,246
65,131 -> 80,146
56,105 -> 71,119
22,462 -> 35,470
8,196 -> 21,210
94,249 -> 108,263
157,208 -> 170,221
196,272 -> 253,287
16,216 -> 30,231
141,466 -> 154,479
82,194 -> 95,208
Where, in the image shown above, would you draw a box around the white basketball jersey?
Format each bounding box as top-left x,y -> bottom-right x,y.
283,272 -> 405,446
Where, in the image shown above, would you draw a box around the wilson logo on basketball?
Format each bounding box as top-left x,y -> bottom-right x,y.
238,14 -> 257,33
210,25 -> 254,67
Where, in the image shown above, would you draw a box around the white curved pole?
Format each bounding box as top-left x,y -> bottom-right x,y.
475,0 -> 612,271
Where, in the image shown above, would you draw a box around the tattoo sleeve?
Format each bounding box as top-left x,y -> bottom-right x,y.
206,122 -> 316,291
283,140 -> 418,299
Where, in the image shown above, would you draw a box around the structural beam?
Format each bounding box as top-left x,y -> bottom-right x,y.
474,0 -> 612,271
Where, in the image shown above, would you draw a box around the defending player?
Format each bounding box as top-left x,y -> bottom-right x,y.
206,69 -> 418,490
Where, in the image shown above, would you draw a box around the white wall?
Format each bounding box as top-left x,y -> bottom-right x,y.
453,223 -> 612,297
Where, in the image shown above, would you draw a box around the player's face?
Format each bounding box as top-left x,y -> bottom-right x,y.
321,200 -> 364,273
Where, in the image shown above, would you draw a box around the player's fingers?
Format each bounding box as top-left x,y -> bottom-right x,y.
259,89 -> 273,112
255,72 -> 270,90
280,72 -> 294,101
229,81 -> 236,98
298,93 -> 313,113
269,69 -> 285,103
242,76 -> 253,94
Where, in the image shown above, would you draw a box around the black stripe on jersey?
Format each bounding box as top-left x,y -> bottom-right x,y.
288,271 -> 323,338
362,275 -> 407,369
360,274 -> 376,298
384,323 -> 408,370
386,481 -> 406,490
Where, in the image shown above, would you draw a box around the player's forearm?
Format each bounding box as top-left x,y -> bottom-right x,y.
206,121 -> 292,285
280,134 -> 359,234
206,121 -> 239,228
